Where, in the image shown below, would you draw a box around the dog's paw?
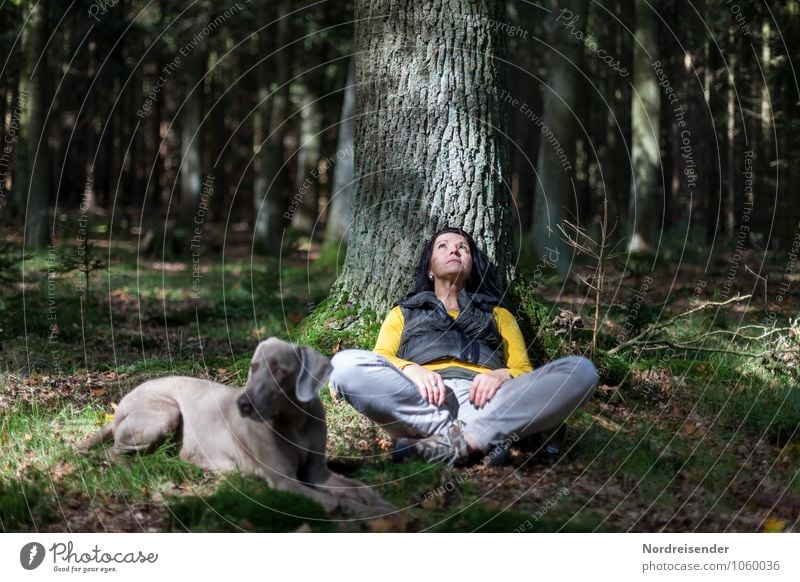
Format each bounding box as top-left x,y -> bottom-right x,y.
366,512 -> 406,532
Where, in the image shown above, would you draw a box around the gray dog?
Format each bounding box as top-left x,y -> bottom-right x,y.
79,337 -> 396,518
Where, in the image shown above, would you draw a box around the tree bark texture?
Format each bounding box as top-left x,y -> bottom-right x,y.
331,0 -> 511,313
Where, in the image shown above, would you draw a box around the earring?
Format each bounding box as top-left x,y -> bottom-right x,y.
428,273 -> 434,280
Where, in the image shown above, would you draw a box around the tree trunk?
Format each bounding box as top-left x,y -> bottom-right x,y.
178,48 -> 207,248
627,0 -> 661,253
254,0 -> 291,255
530,0 -> 589,277
0,76 -> 9,213
704,17 -> 723,244
504,0 -> 542,234
325,57 -> 356,244
82,35 -> 97,212
18,0 -> 51,248
725,38 -> 738,236
291,88 -> 321,234
210,49 -> 228,220
329,0 -> 511,314
755,18 -> 773,239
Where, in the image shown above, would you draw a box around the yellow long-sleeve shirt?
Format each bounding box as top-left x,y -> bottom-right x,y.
373,305 -> 534,378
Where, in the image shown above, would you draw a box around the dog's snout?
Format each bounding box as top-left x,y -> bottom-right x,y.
237,394 -> 254,418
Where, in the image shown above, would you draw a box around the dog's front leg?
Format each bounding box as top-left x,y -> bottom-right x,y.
259,469 -> 347,514
317,472 -> 397,514
296,401 -> 396,516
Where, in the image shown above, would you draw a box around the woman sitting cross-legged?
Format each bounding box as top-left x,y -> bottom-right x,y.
329,227 -> 599,466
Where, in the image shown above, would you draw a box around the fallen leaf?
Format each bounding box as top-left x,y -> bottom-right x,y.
591,414 -> 621,432
51,461 -> 75,481
420,495 -> 444,511
762,517 -> 787,533
367,513 -> 406,533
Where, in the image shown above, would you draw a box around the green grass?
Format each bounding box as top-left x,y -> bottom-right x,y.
628,350 -> 800,443
167,474 -> 334,532
428,503 -> 605,532
1,229 -> 798,532
0,475 -> 54,531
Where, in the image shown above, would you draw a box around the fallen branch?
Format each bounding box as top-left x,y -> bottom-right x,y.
635,341 -> 771,359
608,294 -> 752,354
676,326 -> 797,345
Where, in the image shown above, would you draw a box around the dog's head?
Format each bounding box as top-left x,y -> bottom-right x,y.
237,337 -> 332,421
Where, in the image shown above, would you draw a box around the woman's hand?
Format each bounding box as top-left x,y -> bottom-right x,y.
469,369 -> 511,408
402,364 -> 447,406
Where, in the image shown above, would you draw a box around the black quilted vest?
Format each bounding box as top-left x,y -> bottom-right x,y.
395,288 -> 505,370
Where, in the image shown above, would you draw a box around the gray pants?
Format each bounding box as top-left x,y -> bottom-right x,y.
329,350 -> 599,452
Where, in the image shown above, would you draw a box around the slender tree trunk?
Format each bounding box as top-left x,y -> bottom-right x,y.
254,1 -> 291,255
755,18 -> 773,238
291,88 -> 321,234
627,0 -> 660,253
616,0 -> 634,225
598,0 -> 634,230
325,57 -> 356,244
140,0 -> 165,210
530,0 -> 588,277
505,0 -> 541,234
329,0 -> 511,313
704,19 -> 723,244
210,49 -> 227,220
0,83 -> 7,150
19,0 -> 51,248
725,40 -> 737,236
82,36 -> 97,212
178,49 -> 207,246
0,81 -> 8,212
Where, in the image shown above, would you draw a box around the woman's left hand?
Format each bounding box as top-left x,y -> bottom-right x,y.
469,369 -> 511,408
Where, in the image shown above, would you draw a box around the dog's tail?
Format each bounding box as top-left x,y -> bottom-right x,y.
77,423 -> 113,450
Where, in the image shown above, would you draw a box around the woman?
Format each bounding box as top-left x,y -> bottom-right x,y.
329,227 -> 598,466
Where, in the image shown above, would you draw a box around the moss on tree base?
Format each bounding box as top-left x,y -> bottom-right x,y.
291,295 -> 383,355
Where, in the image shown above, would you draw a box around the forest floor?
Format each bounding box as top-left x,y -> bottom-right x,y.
1,219 -> 798,533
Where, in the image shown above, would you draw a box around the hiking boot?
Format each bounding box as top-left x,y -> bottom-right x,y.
482,442 -> 512,467
516,432 -> 543,453
544,424 -> 567,457
392,421 -> 469,466
516,424 -> 567,458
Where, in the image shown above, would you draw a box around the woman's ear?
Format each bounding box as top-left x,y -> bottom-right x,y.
294,346 -> 332,402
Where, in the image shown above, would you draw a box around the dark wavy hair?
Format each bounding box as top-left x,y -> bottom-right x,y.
407,227 -> 511,310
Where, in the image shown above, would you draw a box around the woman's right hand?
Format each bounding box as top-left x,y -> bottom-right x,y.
402,364 -> 447,406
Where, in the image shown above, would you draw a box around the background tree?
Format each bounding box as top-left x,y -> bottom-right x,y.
16,0 -> 51,248
324,57 -> 356,245
253,0 -> 292,255
529,0 -> 589,277
627,0 -> 661,253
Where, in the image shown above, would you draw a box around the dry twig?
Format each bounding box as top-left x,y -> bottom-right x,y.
608,294 -> 752,354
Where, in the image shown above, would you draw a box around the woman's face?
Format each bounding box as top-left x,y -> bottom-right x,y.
429,232 -> 473,286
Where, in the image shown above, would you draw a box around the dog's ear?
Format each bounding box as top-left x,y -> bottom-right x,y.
247,341 -> 267,383
295,346 -> 332,403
